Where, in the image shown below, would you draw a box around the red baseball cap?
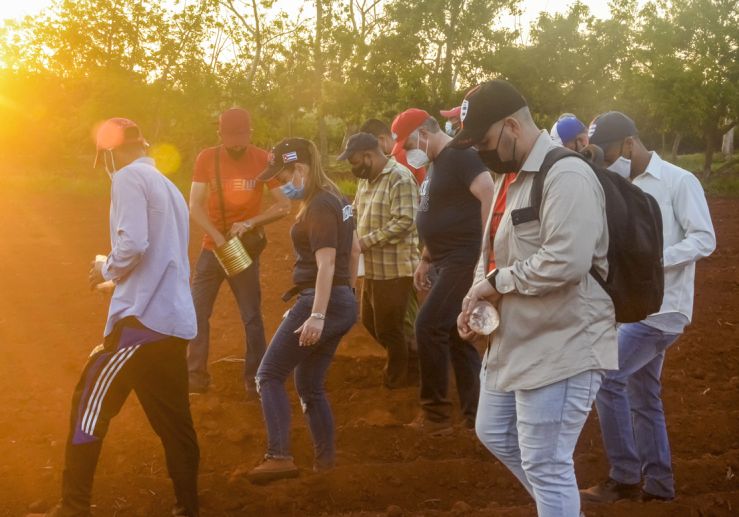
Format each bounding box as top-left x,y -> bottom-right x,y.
391,108 -> 431,157
440,106 -> 462,119
219,108 -> 252,147
93,117 -> 148,167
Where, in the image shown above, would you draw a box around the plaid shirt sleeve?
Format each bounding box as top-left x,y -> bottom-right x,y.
358,173 -> 418,250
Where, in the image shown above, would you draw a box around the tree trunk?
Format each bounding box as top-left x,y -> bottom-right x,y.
722,126 -> 735,158
315,0 -> 328,166
703,131 -> 715,178
670,132 -> 682,163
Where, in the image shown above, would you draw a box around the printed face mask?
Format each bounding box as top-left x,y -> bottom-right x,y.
406,134 -> 430,169
444,120 -> 455,136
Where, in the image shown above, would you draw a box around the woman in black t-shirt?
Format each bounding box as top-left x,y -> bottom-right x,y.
248,138 -> 359,483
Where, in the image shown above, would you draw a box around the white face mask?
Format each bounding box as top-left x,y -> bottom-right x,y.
406,134 -> 430,169
607,156 -> 632,179
103,150 -> 117,180
444,120 -> 454,136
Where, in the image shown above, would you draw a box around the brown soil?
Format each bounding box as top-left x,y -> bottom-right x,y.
0,191 -> 737,517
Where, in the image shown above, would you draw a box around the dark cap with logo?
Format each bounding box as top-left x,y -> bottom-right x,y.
337,132 -> 380,161
258,137 -> 312,181
448,80 -> 528,149
588,111 -> 638,147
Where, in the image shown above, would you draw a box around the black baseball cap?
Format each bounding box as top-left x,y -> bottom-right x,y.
337,132 -> 380,161
258,137 -> 312,181
588,111 -> 638,147
448,79 -> 528,149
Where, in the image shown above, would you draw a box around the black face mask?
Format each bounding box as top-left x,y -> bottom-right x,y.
478,124 -> 518,174
351,157 -> 373,179
226,146 -> 246,160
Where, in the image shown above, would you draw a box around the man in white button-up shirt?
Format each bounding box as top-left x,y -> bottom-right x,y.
581,112 -> 716,503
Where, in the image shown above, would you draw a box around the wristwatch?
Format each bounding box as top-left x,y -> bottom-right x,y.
486,269 -> 500,293
310,312 -> 326,320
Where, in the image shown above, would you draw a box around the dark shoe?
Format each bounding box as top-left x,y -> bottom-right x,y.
580,478 -> 641,503
247,458 -> 299,484
640,489 -> 674,502
406,414 -> 454,437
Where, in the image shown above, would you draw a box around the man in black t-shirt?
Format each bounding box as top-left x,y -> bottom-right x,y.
392,109 -> 494,434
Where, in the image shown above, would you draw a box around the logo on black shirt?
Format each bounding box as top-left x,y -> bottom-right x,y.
342,204 -> 353,222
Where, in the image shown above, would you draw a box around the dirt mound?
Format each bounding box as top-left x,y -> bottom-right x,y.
0,193 -> 736,516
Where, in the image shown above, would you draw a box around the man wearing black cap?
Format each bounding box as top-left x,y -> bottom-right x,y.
580,112 -> 716,503
338,133 -> 420,388
454,80 -> 617,517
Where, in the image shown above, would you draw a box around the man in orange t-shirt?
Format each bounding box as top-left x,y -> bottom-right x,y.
188,107 -> 290,395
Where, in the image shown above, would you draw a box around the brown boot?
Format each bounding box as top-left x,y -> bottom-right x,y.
580,478 -> 640,503
247,458 -> 299,484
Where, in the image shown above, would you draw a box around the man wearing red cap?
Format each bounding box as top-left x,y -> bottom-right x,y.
440,106 -> 462,136
37,118 -> 200,516
393,108 -> 494,435
187,108 -> 291,395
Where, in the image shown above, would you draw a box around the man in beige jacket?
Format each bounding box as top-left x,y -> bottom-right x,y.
452,80 -> 617,517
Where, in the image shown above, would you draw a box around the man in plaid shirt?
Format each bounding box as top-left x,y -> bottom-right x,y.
339,133 -> 420,388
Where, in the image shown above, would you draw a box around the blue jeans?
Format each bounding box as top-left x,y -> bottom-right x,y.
415,261 -> 481,422
476,369 -> 603,517
187,249 -> 267,388
256,286 -> 356,469
595,322 -> 680,498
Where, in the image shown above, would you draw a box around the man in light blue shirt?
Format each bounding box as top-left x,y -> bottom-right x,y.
582,112 -> 716,503
41,118 -> 200,517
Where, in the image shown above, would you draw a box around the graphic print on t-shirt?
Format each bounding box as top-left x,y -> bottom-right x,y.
418,165 -> 433,212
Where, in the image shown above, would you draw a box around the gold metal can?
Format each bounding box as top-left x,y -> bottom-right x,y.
214,237 -> 252,277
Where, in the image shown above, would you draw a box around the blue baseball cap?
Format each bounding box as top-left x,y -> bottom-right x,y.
555,116 -> 586,145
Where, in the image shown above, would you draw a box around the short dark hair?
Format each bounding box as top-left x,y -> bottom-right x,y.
360,118 -> 391,138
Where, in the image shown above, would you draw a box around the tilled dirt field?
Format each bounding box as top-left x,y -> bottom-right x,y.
0,191 -> 737,516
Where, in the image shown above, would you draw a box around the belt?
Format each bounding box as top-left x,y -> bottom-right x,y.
281,280 -> 351,302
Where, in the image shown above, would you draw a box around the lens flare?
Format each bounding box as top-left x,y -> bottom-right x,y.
149,143 -> 181,176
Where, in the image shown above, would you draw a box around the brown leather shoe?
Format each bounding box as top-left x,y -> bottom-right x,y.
405,414 -> 454,436
247,458 -> 299,484
580,478 -> 641,503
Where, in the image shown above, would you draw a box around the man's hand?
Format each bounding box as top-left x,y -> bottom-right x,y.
414,260 -> 432,292
456,311 -> 476,341
229,220 -> 253,238
461,280 -> 501,321
89,259 -> 105,290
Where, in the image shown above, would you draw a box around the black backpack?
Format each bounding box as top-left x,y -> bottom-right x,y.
529,147 -> 664,323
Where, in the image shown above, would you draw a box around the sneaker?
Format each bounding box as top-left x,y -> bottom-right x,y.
247,458 -> 299,484
580,478 -> 641,503
640,489 -> 674,502
405,414 -> 454,437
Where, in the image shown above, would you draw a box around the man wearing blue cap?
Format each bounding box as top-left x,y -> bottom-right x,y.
550,113 -> 589,152
581,111 -> 716,503
339,132 -> 420,388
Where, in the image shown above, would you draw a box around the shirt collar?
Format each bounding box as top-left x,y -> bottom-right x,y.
133,157 -> 156,166
520,131 -> 556,173
369,157 -> 395,183
641,151 -> 663,179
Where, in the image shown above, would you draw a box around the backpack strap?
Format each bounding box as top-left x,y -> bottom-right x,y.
213,146 -> 228,235
530,147 -> 585,217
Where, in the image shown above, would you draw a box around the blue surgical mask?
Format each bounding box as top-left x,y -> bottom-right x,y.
280,172 -> 305,200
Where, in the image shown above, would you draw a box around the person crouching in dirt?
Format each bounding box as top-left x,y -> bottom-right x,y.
246,138 -> 360,483
32,118 -> 200,517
